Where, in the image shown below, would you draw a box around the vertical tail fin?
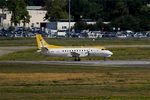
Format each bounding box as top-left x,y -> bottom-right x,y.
36,33 -> 49,50
36,33 -> 62,49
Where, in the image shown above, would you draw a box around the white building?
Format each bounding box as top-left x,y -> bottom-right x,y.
27,6 -> 47,27
46,21 -> 96,37
0,9 -> 11,28
46,21 -> 75,37
0,6 -> 48,28
47,21 -> 75,31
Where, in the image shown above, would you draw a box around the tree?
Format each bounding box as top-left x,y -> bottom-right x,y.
25,0 -> 45,6
74,21 -> 87,32
139,5 -> 150,31
112,15 -> 141,31
45,0 -> 68,21
71,0 -> 103,21
22,11 -> 31,27
7,0 -> 30,26
0,0 -> 6,9
71,0 -> 90,21
44,0 -> 150,31
126,0 -> 143,15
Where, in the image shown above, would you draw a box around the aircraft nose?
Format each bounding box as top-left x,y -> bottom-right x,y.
106,50 -> 113,57
108,51 -> 113,55
102,50 -> 113,57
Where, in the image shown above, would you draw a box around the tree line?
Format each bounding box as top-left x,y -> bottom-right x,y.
45,0 -> 150,31
0,0 -> 150,31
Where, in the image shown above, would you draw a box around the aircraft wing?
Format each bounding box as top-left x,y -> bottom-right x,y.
70,52 -> 80,57
70,51 -> 90,57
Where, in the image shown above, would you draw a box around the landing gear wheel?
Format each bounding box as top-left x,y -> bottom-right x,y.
74,58 -> 81,61
77,58 -> 81,61
74,58 -> 77,61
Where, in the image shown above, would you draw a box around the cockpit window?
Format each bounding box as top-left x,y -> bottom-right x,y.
101,49 -> 105,50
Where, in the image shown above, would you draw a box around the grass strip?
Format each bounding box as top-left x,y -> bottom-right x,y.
0,47 -> 150,61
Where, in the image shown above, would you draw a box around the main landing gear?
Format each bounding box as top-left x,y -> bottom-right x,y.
74,57 -> 81,61
71,52 -> 81,61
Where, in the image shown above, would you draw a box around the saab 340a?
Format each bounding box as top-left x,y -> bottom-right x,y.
36,34 -> 113,61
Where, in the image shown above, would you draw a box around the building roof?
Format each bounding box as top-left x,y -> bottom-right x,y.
27,6 -> 43,10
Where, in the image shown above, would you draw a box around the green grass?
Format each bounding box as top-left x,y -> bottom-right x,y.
0,64 -> 150,100
0,47 -> 150,61
0,37 -> 150,46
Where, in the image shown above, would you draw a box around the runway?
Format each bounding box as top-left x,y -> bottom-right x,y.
0,60 -> 150,66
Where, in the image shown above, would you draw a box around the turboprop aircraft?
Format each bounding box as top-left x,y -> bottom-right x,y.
36,33 -> 113,61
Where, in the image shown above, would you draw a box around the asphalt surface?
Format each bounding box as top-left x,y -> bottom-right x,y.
0,61 -> 150,66
105,45 -> 150,48
0,46 -> 35,56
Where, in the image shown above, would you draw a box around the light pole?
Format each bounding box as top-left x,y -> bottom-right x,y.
68,0 -> 71,37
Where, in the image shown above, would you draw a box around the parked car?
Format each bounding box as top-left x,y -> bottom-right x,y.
117,34 -> 127,39
102,32 -> 117,38
146,32 -> 150,37
134,32 -> 147,38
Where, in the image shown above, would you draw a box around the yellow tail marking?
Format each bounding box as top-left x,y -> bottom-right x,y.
36,33 -> 62,49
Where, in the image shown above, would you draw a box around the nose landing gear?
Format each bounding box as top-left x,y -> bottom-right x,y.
104,57 -> 106,61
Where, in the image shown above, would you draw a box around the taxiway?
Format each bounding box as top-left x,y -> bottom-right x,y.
0,60 -> 150,66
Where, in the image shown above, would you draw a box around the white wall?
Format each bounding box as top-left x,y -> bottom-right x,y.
57,22 -> 75,31
47,21 -> 97,31
86,22 -> 96,25
0,10 -> 11,28
28,10 -> 47,27
0,8 -> 48,28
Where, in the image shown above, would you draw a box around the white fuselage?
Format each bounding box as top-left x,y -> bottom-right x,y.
42,47 -> 113,58
36,34 -> 113,59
